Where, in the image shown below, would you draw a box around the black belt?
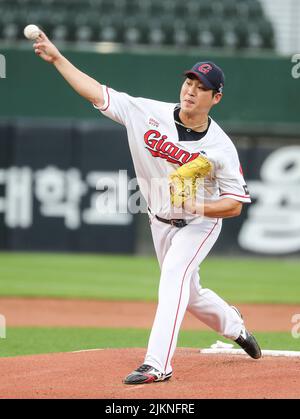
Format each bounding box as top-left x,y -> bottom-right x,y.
155,215 -> 187,228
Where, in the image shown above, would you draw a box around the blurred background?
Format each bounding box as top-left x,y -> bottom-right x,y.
0,0 -> 299,257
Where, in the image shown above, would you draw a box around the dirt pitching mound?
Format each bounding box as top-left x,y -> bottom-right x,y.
0,348 -> 299,399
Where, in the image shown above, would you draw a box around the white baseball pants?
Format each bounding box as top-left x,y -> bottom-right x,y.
144,215 -> 244,375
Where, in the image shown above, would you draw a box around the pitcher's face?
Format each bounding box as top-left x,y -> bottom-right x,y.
180,77 -> 222,115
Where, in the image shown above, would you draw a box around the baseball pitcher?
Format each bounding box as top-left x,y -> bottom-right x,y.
32,32 -> 261,385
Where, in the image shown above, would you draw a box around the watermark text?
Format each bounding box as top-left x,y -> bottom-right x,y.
291,54 -> 300,79
0,314 -> 6,339
291,314 -> 300,338
0,54 -> 6,78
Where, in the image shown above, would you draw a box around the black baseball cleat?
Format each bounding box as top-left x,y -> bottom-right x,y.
231,306 -> 262,359
235,327 -> 262,359
123,364 -> 172,385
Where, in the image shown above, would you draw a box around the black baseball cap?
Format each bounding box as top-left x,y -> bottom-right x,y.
184,61 -> 225,93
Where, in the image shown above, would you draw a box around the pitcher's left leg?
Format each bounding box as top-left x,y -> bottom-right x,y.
187,272 -> 261,359
188,271 -> 243,339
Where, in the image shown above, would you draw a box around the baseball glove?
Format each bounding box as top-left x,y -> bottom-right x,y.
169,155 -> 212,208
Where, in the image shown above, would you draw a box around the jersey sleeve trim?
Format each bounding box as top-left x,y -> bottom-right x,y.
220,192 -> 250,199
93,85 -> 110,111
220,192 -> 251,203
100,86 -> 110,111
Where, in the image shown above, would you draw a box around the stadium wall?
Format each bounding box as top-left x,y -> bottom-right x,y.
0,47 -> 299,126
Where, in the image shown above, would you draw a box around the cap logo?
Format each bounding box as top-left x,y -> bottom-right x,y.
198,64 -> 213,75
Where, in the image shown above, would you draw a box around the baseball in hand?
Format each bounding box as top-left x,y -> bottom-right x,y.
24,24 -> 41,40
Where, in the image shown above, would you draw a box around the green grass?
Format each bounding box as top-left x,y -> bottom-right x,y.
0,252 -> 300,304
0,327 -> 298,358
1,253 -> 298,359
0,253 -> 160,301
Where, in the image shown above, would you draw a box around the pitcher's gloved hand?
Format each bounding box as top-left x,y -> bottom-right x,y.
169,155 -> 212,208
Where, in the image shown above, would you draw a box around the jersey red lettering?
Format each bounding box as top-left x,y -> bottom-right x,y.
160,142 -> 177,154
144,129 -> 200,166
146,149 -> 181,165
144,130 -> 160,148
155,139 -> 165,151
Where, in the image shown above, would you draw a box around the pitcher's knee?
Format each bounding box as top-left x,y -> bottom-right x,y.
161,264 -> 188,283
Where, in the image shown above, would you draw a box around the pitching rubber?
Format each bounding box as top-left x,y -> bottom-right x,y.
200,348 -> 300,357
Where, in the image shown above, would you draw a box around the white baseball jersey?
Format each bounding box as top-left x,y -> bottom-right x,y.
94,86 -> 250,220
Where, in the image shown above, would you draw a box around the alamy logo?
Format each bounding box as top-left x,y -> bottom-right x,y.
0,54 -> 6,78
291,314 -> 300,339
291,54 -> 300,79
0,314 -> 6,338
